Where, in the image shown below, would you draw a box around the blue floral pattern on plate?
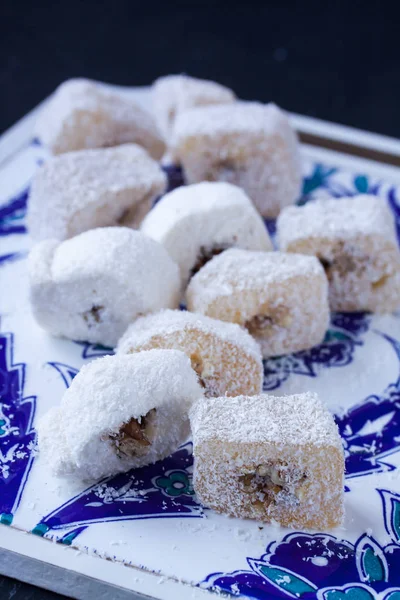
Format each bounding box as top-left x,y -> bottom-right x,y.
2,155 -> 400,597
203,489 -> 400,598
0,333 -> 36,525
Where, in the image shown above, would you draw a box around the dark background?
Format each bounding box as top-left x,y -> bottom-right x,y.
0,1 -> 397,598
2,1 -> 400,137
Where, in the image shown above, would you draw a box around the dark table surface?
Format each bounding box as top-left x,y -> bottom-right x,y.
1,1 -> 398,598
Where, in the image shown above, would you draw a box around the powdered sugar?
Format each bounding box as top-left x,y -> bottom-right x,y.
35,78 -> 165,158
38,350 -> 203,480
29,227 -> 180,346
277,195 -> 400,312
141,182 -> 272,286
171,102 -> 302,218
190,393 -> 344,529
28,144 -> 167,241
188,249 -> 323,298
186,249 -> 329,357
152,74 -> 235,140
277,195 -> 398,247
172,101 -> 293,140
190,393 -> 342,447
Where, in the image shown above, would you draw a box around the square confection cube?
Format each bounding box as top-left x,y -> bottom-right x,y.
117,309 -> 263,398
171,102 -> 302,218
35,78 -> 165,159
190,393 -> 344,529
186,249 -> 329,358
152,74 -> 235,140
277,195 -> 400,312
27,144 -> 166,242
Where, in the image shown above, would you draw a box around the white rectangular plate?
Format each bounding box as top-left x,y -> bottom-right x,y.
1,88 -> 400,600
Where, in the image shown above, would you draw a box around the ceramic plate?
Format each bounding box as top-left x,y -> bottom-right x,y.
1,90 -> 400,600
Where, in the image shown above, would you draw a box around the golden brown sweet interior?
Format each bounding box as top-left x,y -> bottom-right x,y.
239,462 -> 307,508
318,241 -> 370,279
109,409 -> 156,459
245,307 -> 292,336
204,159 -> 246,185
189,352 -> 220,397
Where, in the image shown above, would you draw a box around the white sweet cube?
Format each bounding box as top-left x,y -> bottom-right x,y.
29,228 -> 180,347
141,182 -> 272,287
190,393 -> 344,529
186,249 -> 329,358
277,195 -> 400,312
38,350 -> 203,480
171,102 -> 302,218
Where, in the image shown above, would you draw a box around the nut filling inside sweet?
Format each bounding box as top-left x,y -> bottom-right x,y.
191,245 -> 229,277
190,353 -> 221,397
204,160 -> 245,186
245,308 -> 292,336
318,243 -> 370,279
239,463 -> 307,508
109,409 -> 156,459
83,304 -> 104,326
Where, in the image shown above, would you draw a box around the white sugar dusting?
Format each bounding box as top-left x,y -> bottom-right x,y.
117,308 -> 263,397
190,393 -> 342,446
171,101 -> 302,217
29,227 -> 180,346
277,195 -> 400,312
190,393 -> 344,530
152,74 -> 235,139
28,144 -> 167,241
35,78 -> 165,158
38,349 -> 203,480
186,249 -> 329,357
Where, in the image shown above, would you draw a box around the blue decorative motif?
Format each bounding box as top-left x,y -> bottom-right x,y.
3,152 -> 400,597
379,489 -> 400,543
263,312 -> 371,390
162,164 -> 185,193
0,251 -> 26,267
48,362 -> 79,388
300,163 -> 338,200
203,525 -> 400,599
338,332 -> 400,478
0,333 -> 36,524
32,443 -> 203,539
300,165 -> 381,204
387,187 -> 400,245
0,188 -> 29,236
75,342 -> 114,359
